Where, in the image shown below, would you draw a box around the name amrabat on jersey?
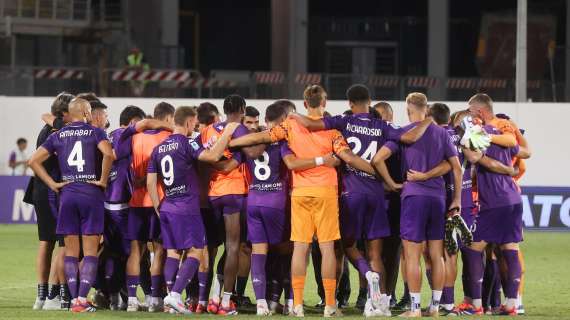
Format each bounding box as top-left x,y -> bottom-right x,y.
59,129 -> 94,138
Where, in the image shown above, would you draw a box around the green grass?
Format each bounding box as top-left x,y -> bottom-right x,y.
0,225 -> 568,319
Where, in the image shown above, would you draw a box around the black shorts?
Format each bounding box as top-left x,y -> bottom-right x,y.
33,185 -> 63,246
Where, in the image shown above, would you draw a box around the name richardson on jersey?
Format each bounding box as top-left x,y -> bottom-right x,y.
345,123 -> 383,137
59,129 -> 93,138
158,142 -> 179,153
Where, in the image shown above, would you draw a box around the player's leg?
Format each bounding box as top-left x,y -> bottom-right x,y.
383,193 -> 402,308
400,240 -> 423,317
289,195 -> 318,317
517,249 -> 525,314
398,195 -> 430,317
63,235 -> 81,302
149,241 -> 165,311
440,250 -> 458,313
426,239 -> 445,315
195,248 -> 209,313
34,198 -> 57,310
235,208 -> 252,305
315,196 -> 341,317
42,245 -> 61,310
220,210 -> 241,312
126,240 -> 144,310
247,205 -> 270,315
164,248 -> 202,314
499,242 -> 521,315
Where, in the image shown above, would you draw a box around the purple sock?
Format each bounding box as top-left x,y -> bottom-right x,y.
251,254 -> 267,301
426,269 -> 433,289
463,248 -> 484,299
151,275 -> 163,298
164,257 -> 179,293
491,259 -> 502,308
78,256 -> 98,298
127,275 -> 139,298
441,286 -> 454,305
460,249 -> 471,298
501,250 -> 521,299
354,257 -> 372,277
198,272 -> 209,302
172,257 -> 199,294
64,256 -> 79,299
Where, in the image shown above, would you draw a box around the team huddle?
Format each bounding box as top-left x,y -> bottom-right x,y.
27,84 -> 530,317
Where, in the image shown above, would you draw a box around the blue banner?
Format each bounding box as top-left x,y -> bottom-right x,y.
0,176 -> 569,230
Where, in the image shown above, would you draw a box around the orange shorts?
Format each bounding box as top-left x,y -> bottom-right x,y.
290,195 -> 340,243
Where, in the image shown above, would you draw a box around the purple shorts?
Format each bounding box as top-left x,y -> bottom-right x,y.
340,193 -> 390,242
247,205 -> 289,245
104,205 -> 131,255
209,194 -> 245,217
56,189 -> 104,235
472,203 -> 523,244
127,207 -> 161,242
400,195 -> 445,242
160,199 -> 206,250
202,208 -> 224,247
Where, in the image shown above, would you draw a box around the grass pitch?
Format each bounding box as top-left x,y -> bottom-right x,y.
0,225 -> 568,319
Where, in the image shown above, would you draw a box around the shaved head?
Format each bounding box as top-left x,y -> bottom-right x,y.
68,98 -> 92,122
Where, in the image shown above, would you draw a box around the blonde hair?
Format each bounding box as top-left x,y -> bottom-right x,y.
406,92 -> 427,108
303,85 -> 327,108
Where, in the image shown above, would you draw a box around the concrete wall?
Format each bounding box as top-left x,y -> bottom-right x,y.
0,97 -> 567,187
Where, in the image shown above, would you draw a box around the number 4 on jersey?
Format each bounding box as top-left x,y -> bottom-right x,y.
67,141 -> 85,172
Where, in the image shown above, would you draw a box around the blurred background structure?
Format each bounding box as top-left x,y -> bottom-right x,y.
0,0 -> 567,101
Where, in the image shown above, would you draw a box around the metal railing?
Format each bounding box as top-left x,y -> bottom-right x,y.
0,67 -> 564,102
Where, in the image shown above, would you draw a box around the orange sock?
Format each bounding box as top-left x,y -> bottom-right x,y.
292,275 -> 306,307
322,278 -> 337,307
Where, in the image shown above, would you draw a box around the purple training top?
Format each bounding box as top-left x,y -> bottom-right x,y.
443,126 -> 474,209
148,133 -> 204,201
323,113 -> 403,195
399,122 -> 458,199
246,141 -> 291,209
42,121 -> 108,195
476,125 -> 521,211
106,127 -> 133,203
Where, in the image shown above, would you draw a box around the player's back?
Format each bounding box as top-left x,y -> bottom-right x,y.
443,126 -> 474,209
477,125 -> 521,210
246,141 -> 290,208
106,127 -> 132,203
130,129 -> 170,207
324,113 -> 400,194
401,123 -> 457,198
201,122 -> 249,197
282,118 -> 340,190
44,121 -> 107,195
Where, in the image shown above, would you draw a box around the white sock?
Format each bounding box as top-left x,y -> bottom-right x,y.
170,291 -> 181,302
410,292 -> 421,312
257,299 -> 267,308
128,296 -> 139,304
211,274 -> 223,302
198,300 -> 207,306
441,303 -> 454,311
472,298 -> 482,308
286,299 -> 294,308
431,290 -> 442,311
221,292 -> 232,308
506,298 -> 517,310
517,294 -> 523,307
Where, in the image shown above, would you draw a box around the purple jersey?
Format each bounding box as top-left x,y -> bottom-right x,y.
443,126 -> 474,209
42,121 -> 107,194
476,126 -> 521,210
400,123 -> 458,199
106,127 -> 133,203
323,113 -> 403,195
246,141 -> 291,209
148,134 -> 204,201
206,122 -> 250,163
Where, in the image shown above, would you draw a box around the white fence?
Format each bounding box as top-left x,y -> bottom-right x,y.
0,96 -> 567,187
